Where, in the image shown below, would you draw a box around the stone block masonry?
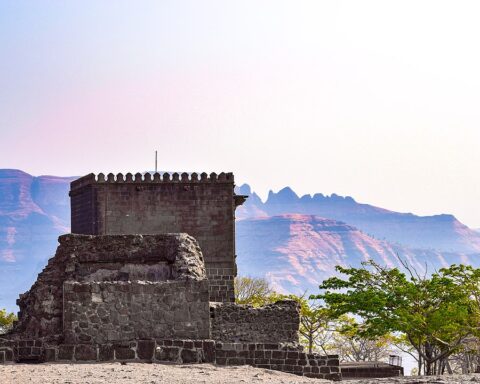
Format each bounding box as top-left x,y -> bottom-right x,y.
0,338 -> 215,365
0,338 -> 340,380
70,172 -> 246,303
215,342 -> 341,381
210,300 -> 300,343
340,362 -> 404,378
63,280 -> 210,344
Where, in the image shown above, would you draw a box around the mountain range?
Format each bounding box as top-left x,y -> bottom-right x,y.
0,169 -> 75,312
235,184 -> 480,254
1,169 -> 479,311
235,184 -> 480,295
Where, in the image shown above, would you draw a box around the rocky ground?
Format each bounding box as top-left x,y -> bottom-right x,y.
2,363 -> 480,384
0,363 -> 327,384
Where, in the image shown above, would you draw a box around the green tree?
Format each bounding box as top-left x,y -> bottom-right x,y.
331,315 -> 396,362
441,264 -> 480,312
234,276 -> 273,306
0,309 -> 16,334
267,293 -> 336,354
297,298 -> 333,354
313,261 -> 479,375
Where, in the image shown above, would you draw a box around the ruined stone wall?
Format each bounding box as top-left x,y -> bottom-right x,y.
210,301 -> 300,343
214,342 -> 341,380
0,338 -> 341,380
70,172 -> 243,303
14,233 -> 206,340
63,280 -> 210,344
340,362 -> 404,378
0,338 -> 215,365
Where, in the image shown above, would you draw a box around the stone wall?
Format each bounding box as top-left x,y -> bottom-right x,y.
215,342 -> 341,380
63,280 -> 210,344
69,172 -> 246,302
0,338 -> 215,365
0,338 -> 340,380
14,233 -> 206,340
210,300 -> 300,343
341,362 -> 404,378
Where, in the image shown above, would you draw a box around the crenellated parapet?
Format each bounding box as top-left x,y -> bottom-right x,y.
71,172 -> 234,190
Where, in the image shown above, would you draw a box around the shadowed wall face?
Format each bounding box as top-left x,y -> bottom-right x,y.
69,173 -> 242,302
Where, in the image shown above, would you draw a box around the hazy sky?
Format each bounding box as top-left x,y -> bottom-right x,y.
1,1 -> 479,227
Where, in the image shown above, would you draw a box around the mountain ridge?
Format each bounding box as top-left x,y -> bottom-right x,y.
235,183 -> 480,254
236,213 -> 479,295
0,169 -> 76,312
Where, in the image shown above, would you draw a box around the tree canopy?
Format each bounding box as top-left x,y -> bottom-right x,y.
0,309 -> 16,334
234,276 -> 273,306
312,260 -> 480,375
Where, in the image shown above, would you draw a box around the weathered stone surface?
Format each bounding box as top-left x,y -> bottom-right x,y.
137,340 -> 155,360
98,344 -> 114,361
181,348 -> 201,363
57,345 -> 74,361
202,341 -> 215,363
3,349 -> 13,362
63,279 -> 210,344
155,346 -> 180,362
341,362 -> 403,379
213,342 -> 338,380
43,348 -> 56,362
14,233 -> 207,340
114,344 -> 135,360
210,300 -> 300,343
74,344 -> 97,361
14,343 -> 44,363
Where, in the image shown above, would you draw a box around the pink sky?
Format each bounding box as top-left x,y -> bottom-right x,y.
1,1 -> 479,227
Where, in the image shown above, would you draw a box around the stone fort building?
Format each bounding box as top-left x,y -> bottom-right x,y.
70,172 -> 245,303
0,172 -> 341,381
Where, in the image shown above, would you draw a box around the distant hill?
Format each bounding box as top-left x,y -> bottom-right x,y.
0,169 -> 76,312
236,214 -> 477,295
235,184 -> 480,254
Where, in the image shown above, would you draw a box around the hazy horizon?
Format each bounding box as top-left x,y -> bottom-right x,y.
1,1 -> 479,227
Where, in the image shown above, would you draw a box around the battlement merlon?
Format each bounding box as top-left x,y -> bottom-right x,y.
70,172 -> 238,192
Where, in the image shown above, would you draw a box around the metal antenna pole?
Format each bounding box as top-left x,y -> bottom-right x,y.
155,150 -> 158,173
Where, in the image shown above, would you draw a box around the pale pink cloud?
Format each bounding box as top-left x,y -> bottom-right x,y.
6,227 -> 16,246
2,249 -> 16,262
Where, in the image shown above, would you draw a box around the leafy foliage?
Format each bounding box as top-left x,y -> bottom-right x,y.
331,315 -> 396,362
296,298 -> 333,354
0,309 -> 16,334
313,260 -> 480,375
234,276 -> 273,307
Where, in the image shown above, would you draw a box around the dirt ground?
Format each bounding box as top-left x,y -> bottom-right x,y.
0,362 -> 328,384
2,363 -> 480,384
